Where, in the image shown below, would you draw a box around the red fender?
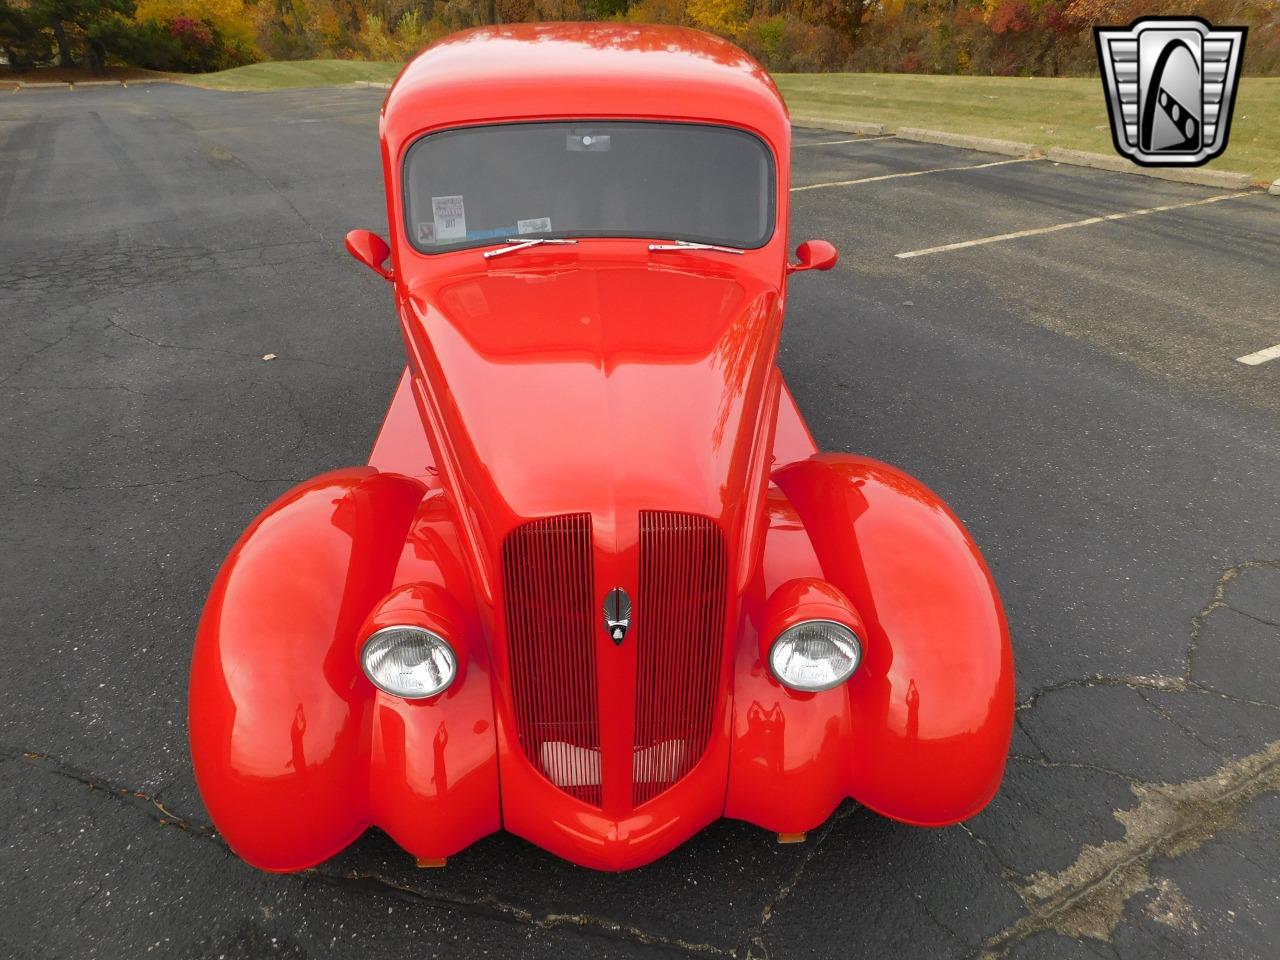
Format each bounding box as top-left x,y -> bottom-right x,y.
770,454 -> 1014,825
188,468 -> 500,871
727,454 -> 1012,831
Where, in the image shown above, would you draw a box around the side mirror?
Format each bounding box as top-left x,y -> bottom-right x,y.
787,240 -> 838,274
345,229 -> 394,281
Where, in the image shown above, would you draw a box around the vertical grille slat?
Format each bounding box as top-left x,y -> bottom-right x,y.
503,514 -> 602,807
633,511 -> 728,806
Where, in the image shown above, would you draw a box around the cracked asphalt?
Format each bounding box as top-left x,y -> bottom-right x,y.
1,84 -> 1278,960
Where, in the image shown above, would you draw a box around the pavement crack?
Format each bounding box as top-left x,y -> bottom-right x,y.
1018,558 -> 1280,718
1226,608 -> 1280,630
883,865 -> 973,948
957,822 -> 1025,885
0,323 -> 77,387
1008,753 -> 1140,785
10,745 -> 730,958
1185,681 -> 1280,712
1135,688 -> 1227,762
1017,674 -> 1187,713
977,739 -> 1280,957
742,802 -> 860,956
310,869 -> 731,957
1014,710 -> 1050,759
7,746 -> 217,839
1187,559 -> 1280,683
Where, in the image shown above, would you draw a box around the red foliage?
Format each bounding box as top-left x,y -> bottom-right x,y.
989,1 -> 1032,35
171,16 -> 215,48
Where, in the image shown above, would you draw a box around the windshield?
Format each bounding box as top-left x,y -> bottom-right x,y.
402,121 -> 775,254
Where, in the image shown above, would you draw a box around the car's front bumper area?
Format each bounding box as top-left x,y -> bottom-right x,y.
190,451 -> 1012,873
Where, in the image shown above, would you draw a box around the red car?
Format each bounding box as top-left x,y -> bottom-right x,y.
189,23 -> 1014,873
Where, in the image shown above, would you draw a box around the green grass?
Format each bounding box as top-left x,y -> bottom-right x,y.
181,59 -> 402,91
176,60 -> 1278,181
775,72 -> 1280,183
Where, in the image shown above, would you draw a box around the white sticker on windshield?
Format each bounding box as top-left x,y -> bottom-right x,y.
517,217 -> 552,235
416,221 -> 435,245
431,195 -> 466,242
567,133 -> 611,152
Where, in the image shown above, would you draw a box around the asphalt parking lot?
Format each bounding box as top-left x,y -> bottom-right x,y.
1,83 -> 1278,960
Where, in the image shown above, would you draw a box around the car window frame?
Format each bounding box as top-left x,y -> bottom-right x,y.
399,118 -> 778,255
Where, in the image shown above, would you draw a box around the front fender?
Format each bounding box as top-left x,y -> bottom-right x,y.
188,468 -> 500,871
758,454 -> 1013,826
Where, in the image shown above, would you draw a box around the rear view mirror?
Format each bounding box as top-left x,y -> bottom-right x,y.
788,240 -> 838,274
345,229 -> 394,281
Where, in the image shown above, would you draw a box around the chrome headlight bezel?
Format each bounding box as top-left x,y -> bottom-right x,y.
360,625 -> 457,700
768,618 -> 863,692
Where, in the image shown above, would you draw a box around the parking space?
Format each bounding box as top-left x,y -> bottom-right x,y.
788,128 -> 1280,412
2,85 -> 1279,960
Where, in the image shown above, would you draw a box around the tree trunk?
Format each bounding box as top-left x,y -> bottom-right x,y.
51,21 -> 75,67
88,39 -> 106,75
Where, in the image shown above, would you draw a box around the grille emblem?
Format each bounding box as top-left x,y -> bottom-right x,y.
604,588 -> 631,645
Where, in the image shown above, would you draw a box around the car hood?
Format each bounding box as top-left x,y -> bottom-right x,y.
401,259 -> 782,552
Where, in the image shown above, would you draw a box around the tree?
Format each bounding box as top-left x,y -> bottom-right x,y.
24,0 -> 137,69
0,1 -> 52,69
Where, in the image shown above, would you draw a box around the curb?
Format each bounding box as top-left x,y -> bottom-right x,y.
351,80 -> 392,90
1044,147 -> 1254,190
70,80 -> 126,88
791,116 -> 887,137
896,127 -> 1040,158
788,117 -> 1265,192
14,81 -> 71,90
1269,180 -> 1280,197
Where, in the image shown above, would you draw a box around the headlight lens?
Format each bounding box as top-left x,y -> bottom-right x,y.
360,626 -> 456,699
769,620 -> 862,692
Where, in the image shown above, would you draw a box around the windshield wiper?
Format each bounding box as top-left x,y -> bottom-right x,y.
483,238 -> 578,260
648,241 -> 745,256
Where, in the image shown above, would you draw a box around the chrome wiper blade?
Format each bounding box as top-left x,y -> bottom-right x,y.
648,241 -> 745,255
483,238 -> 578,260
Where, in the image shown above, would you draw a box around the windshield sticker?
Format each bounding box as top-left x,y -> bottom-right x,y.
415,221 -> 435,245
566,133 -> 611,152
467,226 -> 516,241
517,217 -> 552,235
431,195 -> 467,242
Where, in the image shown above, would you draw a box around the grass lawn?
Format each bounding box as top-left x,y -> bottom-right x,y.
776,73 -> 1280,184
173,60 -> 1277,182
181,59 -> 402,91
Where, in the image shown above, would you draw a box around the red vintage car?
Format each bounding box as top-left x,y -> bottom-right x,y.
189,23 -> 1014,873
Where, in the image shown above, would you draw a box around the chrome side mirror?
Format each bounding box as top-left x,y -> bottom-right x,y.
787,240 -> 839,274
345,229 -> 394,281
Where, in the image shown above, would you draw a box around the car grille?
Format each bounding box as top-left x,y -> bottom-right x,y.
502,513 -> 602,806
633,511 -> 727,805
502,512 -> 727,809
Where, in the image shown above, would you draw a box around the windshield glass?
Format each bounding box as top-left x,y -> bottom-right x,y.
403,121 -> 775,254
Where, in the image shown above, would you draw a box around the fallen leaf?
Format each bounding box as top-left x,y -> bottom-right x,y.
261,353 -> 277,361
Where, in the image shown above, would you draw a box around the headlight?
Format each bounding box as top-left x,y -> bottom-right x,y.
360,626 -> 456,699
769,619 -> 862,692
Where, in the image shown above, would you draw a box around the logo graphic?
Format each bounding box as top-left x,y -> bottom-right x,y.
1095,17 -> 1246,167
604,587 -> 631,645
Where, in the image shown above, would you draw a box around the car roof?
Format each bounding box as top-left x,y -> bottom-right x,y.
380,24 -> 790,160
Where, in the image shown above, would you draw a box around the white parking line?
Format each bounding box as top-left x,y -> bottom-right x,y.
1236,343 -> 1280,366
895,192 -> 1250,259
794,135 -> 897,147
792,157 -> 1037,192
